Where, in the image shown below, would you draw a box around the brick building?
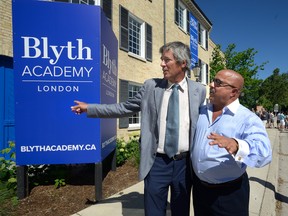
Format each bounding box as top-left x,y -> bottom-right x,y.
0,0 -> 217,148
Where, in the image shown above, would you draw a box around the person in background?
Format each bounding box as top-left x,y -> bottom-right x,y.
254,108 -> 261,118
279,112 -> 285,132
277,112 -> 281,129
266,109 -> 271,128
260,108 -> 268,127
284,113 -> 288,130
71,41 -> 206,216
269,111 -> 275,128
192,69 -> 272,216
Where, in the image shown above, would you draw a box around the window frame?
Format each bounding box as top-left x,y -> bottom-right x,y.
119,80 -> 142,129
54,0 -> 112,26
119,5 -> 152,62
198,59 -> 208,85
128,14 -> 145,58
174,0 -> 190,34
198,24 -> 208,50
54,0 -> 95,5
128,83 -> 141,129
178,1 -> 187,32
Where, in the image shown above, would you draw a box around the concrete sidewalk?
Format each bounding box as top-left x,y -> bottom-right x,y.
72,129 -> 279,216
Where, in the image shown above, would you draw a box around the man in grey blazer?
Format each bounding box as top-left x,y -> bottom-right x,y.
71,41 -> 206,216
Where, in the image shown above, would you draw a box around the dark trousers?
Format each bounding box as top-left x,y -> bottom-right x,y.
144,154 -> 192,216
193,171 -> 250,216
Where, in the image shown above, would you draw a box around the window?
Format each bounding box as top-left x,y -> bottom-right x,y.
198,24 -> 208,50
129,15 -> 143,56
178,3 -> 185,29
174,0 -> 190,34
73,0 -> 95,3
54,0 -> 95,4
119,80 -> 142,129
54,0 -> 112,25
198,59 -> 208,85
102,0 -> 112,25
128,84 -> 141,127
120,6 -> 152,61
95,0 -> 112,25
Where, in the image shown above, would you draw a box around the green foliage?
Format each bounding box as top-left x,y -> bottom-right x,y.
0,184 -> 18,216
209,44 -> 225,78
116,136 -> 140,167
0,141 -> 17,191
258,68 -> 288,111
210,44 -> 267,109
28,164 -> 69,189
28,164 -> 50,186
0,141 -> 18,215
54,178 -> 66,189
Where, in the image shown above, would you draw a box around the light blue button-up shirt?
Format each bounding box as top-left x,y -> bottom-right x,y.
192,99 -> 272,184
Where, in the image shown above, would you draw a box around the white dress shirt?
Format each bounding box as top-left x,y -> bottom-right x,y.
157,78 -> 190,154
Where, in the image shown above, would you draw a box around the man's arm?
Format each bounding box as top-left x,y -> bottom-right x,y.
71,83 -> 145,118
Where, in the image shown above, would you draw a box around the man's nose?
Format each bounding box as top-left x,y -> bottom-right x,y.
209,80 -> 215,88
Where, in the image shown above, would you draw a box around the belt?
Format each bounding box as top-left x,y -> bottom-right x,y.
156,151 -> 189,161
198,173 -> 245,189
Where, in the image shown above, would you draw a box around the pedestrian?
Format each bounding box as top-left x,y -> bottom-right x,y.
191,69 -> 272,216
260,108 -> 268,127
277,112 -> 281,129
269,111 -> 275,128
279,112 -> 285,132
71,41 -> 206,216
285,113 -> 288,130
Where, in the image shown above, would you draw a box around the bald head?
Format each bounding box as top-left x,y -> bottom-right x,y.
209,69 -> 244,110
217,69 -> 244,91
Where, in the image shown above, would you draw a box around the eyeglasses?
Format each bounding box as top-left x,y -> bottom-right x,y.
212,78 -> 237,88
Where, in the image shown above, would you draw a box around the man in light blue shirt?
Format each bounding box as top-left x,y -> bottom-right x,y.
192,69 -> 272,216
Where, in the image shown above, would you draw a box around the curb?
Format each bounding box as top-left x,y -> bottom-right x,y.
259,129 -> 279,216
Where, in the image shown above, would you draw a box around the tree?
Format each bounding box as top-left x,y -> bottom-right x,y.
209,44 -> 225,79
210,44 -> 267,109
258,69 -> 288,112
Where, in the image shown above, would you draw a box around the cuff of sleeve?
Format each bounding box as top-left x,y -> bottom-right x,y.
86,105 -> 91,117
233,139 -> 249,162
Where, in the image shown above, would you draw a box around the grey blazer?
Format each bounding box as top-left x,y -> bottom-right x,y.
87,78 -> 206,180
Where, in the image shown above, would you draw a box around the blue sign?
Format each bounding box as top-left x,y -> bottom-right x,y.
189,13 -> 198,68
12,0 -> 118,165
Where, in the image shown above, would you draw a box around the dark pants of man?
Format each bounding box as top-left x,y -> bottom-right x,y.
144,154 -> 192,216
193,171 -> 250,216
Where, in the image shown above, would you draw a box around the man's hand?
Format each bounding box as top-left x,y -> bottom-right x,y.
71,100 -> 88,115
208,132 -> 239,155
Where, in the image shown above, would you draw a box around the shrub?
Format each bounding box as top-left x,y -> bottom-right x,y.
0,141 -> 18,215
54,178 -> 66,189
28,164 -> 70,189
0,141 -> 17,191
116,136 -> 140,167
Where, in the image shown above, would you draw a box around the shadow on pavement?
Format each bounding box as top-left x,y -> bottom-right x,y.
249,177 -> 288,204
85,191 -> 173,216
86,192 -> 145,216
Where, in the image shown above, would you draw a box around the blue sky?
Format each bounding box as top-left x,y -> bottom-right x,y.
196,0 -> 288,80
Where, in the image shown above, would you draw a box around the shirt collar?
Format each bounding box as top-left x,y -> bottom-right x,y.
208,99 -> 240,114
226,99 -> 240,114
167,77 -> 187,91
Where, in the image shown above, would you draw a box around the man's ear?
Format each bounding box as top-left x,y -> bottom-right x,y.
181,60 -> 187,69
231,88 -> 240,97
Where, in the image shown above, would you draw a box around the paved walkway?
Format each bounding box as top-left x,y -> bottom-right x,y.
72,129 -> 285,216
276,130 -> 288,215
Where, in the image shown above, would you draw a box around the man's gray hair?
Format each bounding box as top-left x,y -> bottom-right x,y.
159,41 -> 191,73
